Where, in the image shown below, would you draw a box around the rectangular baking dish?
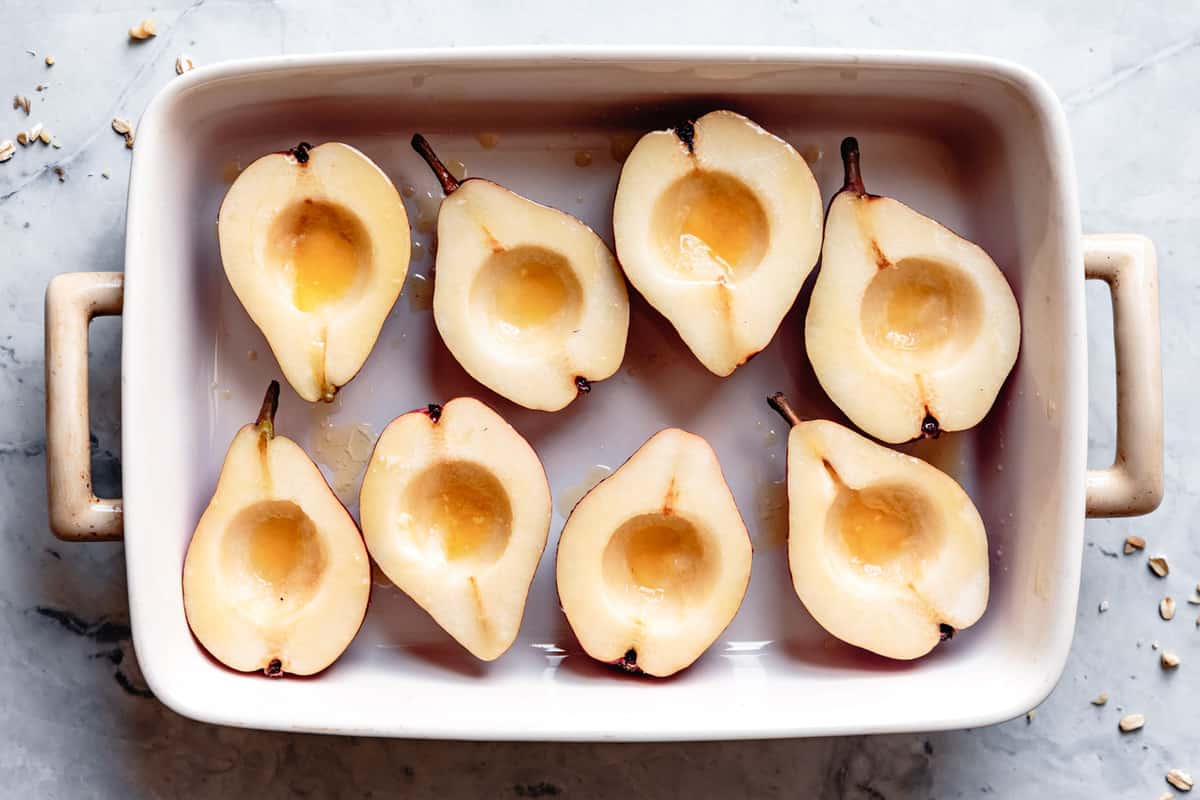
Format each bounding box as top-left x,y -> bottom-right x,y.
43,48 -> 1163,740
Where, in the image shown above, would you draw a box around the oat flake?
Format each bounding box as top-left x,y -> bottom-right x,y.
1167,769 -> 1194,791
1119,713 -> 1145,732
129,19 -> 157,40
1162,597 -> 1177,621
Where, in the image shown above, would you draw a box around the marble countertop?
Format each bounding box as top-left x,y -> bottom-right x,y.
1,1 -> 1196,797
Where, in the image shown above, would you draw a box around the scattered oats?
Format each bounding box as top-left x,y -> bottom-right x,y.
1099,599 -> 1110,613
0,140 -> 14,163
1026,709 -> 1036,723
129,19 -> 158,40
101,170 -> 111,179
1124,536 -> 1146,554
1167,769 -> 1194,791
1119,713 -> 1145,732
1150,556 -> 1170,578
1160,793 -> 1175,800
29,123 -> 43,141
1153,640 -> 1161,650
175,54 -> 195,75
36,84 -> 46,92
16,131 -> 29,146
1091,692 -> 1108,706
44,55 -> 54,67
1162,597 -> 1177,621
13,95 -> 31,115
1189,590 -> 1200,605
38,129 -> 51,145
1162,650 -> 1181,669
124,131 -> 135,149
53,166 -> 65,182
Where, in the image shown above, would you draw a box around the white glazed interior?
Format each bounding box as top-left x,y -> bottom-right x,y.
121,49 -> 1085,740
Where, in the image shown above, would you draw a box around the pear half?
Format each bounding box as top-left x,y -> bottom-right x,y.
183,382 -> 371,676
359,397 -> 551,660
612,110 -> 823,376
219,142 -> 410,402
806,137 -> 1020,443
411,135 -> 629,411
769,393 -> 988,660
556,429 -> 752,677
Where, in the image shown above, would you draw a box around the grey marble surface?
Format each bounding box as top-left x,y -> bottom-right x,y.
1,1 -> 1197,797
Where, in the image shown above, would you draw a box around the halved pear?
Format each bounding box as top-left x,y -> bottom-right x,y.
806,137 -> 1020,443
359,397 -> 550,660
411,135 -> 629,411
768,393 -> 988,660
183,382 -> 371,676
612,110 -> 823,376
219,142 -> 410,402
556,428 -> 752,677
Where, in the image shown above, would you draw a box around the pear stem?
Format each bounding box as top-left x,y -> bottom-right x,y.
840,136 -> 865,196
256,380 -> 280,440
411,133 -> 460,195
767,392 -> 802,428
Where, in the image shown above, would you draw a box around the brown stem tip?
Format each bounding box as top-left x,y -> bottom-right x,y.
921,412 -> 941,439
289,141 -> 313,164
767,392 -> 802,428
674,119 -> 696,153
411,133 -> 460,195
840,136 -> 865,196
615,648 -> 641,674
256,380 -> 280,439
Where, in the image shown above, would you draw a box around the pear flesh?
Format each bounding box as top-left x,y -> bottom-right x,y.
183,382 -> 371,676
613,110 -> 823,376
219,142 -> 411,402
413,135 -> 629,411
359,397 -> 551,660
556,428 -> 752,677
806,137 -> 1020,443
771,395 -> 989,660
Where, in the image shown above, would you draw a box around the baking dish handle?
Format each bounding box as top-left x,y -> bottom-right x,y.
44,272 -> 124,541
1083,234 -> 1163,517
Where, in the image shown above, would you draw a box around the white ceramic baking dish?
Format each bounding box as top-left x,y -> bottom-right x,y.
43,48 -> 1163,741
